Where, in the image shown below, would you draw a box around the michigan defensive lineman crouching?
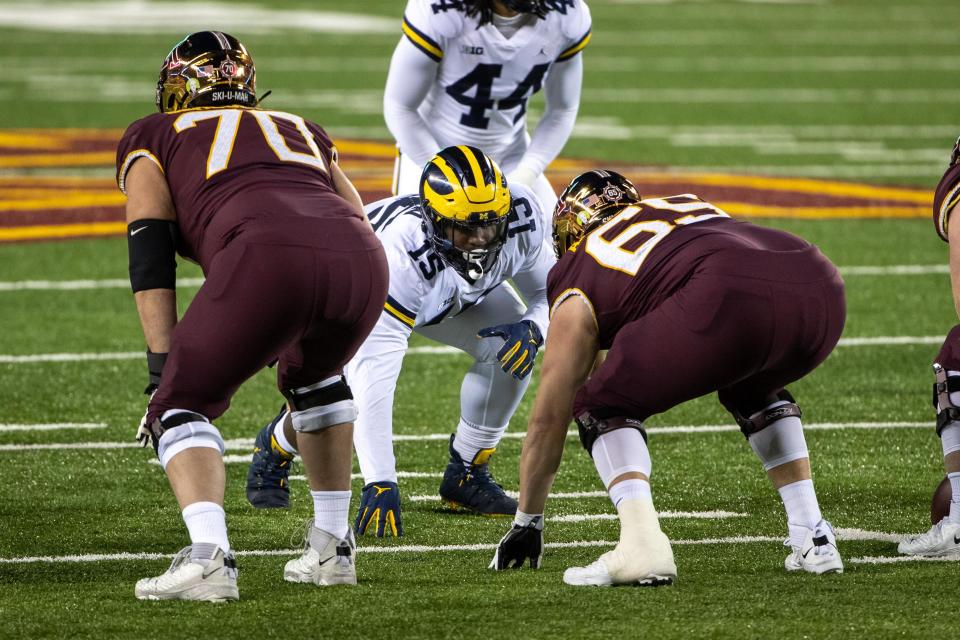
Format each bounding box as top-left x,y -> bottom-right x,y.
247,146 -> 554,536
119,32 -> 388,600
490,171 -> 846,584
898,138 -> 960,558
385,0 -> 591,217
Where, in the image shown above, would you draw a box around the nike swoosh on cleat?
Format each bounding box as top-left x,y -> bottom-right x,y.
954,533 -> 960,544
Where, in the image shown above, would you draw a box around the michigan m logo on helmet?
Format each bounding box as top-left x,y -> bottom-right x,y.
156,31 -> 257,113
419,145 -> 513,281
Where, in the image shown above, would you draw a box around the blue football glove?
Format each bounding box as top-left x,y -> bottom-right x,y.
353,481 -> 404,537
477,320 -> 543,380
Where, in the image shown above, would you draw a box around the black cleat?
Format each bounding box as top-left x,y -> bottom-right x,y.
438,434 -> 517,516
246,407 -> 294,509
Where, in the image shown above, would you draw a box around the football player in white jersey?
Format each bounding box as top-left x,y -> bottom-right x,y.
385,0 -> 591,217
247,146 -> 555,537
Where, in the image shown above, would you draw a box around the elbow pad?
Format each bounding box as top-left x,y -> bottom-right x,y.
128,219 -> 178,292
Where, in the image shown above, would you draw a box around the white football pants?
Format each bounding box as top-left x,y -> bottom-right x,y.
349,284 -> 531,484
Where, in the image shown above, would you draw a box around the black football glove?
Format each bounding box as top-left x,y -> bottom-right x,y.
144,350 -> 167,395
489,519 -> 544,570
477,320 -> 543,380
136,350 -> 166,448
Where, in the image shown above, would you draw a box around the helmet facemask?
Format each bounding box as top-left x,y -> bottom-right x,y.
156,31 -> 256,113
425,209 -> 510,281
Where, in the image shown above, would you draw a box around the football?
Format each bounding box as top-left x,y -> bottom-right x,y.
931,476 -> 953,524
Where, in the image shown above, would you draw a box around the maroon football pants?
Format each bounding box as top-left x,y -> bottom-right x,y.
934,324 -> 960,371
148,220 -> 388,424
573,250 -> 846,422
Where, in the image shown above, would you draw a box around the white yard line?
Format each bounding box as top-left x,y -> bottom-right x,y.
839,265 -> 947,276
0,423 -> 106,432
2,421 -> 932,454
1,265 -> 943,293
0,278 -> 205,291
0,530 -> 925,565
0,335 -> 946,365
0,2 -> 396,34
554,511 -> 747,522
837,337 -> 942,346
847,554 -> 959,565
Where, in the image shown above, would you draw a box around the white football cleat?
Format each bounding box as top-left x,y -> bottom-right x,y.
135,546 -> 238,602
784,519 -> 843,575
563,531 -> 677,587
284,525 -> 357,586
897,518 -> 960,558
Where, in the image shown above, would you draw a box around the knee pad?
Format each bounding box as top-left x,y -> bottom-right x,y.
747,416 -> 809,471
731,389 -> 802,438
575,410 -> 647,457
932,364 -> 960,436
284,375 -> 357,432
155,410 -> 224,470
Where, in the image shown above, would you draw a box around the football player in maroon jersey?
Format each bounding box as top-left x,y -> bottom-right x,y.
490,170 -> 846,584
117,31 -> 388,600
898,139 -> 960,558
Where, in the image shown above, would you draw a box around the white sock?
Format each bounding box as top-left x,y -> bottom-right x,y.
453,416 -> 505,465
311,490 -> 351,539
778,479 -> 823,549
948,472 -> 960,523
608,479 -> 652,509
513,510 -> 544,530
273,412 -> 297,455
182,501 -> 230,553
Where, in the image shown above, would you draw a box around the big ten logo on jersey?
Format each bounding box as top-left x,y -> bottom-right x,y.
408,241 -> 446,280
506,197 -> 537,238
460,44 -> 484,55
446,63 -> 551,129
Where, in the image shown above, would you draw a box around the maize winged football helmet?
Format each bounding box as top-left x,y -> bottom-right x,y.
553,170 -> 641,259
419,145 -> 513,281
156,31 -> 256,113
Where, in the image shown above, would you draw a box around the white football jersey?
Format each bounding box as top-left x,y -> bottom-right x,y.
364,182 -> 554,336
400,0 -> 591,161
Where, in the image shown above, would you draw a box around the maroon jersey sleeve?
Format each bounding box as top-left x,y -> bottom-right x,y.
306,120 -> 338,165
933,163 -> 960,242
116,114 -> 169,195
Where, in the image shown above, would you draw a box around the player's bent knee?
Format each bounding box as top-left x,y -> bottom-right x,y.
284,375 -> 357,432
575,411 -> 647,456
731,390 -> 802,438
155,410 -> 224,470
932,363 -> 960,436
732,392 -> 809,471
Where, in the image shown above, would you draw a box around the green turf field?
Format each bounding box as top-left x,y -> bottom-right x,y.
2,1 -> 960,638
